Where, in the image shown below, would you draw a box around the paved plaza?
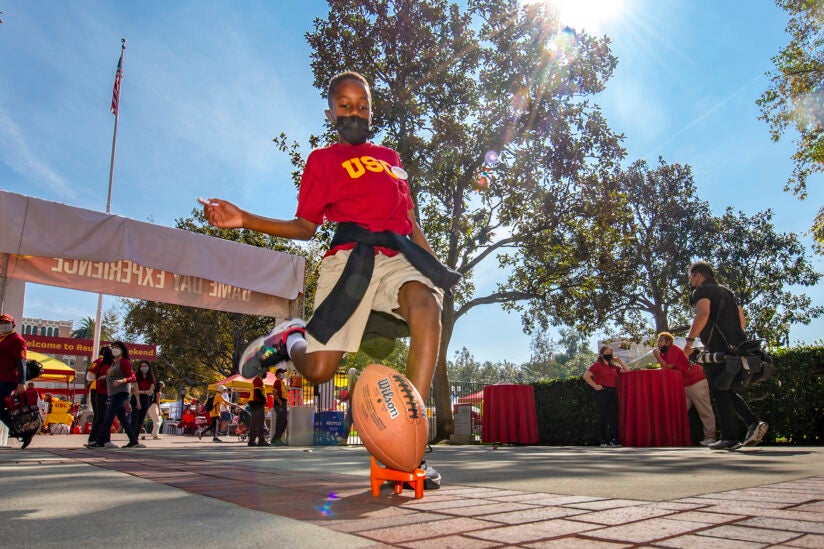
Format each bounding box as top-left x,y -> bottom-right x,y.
1,434 -> 822,548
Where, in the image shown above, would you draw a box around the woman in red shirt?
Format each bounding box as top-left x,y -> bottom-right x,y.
130,360 -> 155,438
583,346 -> 629,447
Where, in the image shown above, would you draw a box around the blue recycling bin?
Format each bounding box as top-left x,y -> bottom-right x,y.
314,411 -> 346,445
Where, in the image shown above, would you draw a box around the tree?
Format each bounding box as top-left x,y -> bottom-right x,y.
524,327 -> 595,379
71,308 -> 119,341
708,207 -> 823,346
757,0 -> 824,249
528,158 -> 822,347
304,0 -> 625,439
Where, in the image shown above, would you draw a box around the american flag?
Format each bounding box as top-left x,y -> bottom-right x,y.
110,50 -> 124,116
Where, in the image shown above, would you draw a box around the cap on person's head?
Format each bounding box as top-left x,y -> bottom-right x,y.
219,384 -> 227,391
0,313 -> 14,325
275,368 -> 287,375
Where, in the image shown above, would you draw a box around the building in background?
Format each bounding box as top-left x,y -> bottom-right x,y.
22,317 -> 77,366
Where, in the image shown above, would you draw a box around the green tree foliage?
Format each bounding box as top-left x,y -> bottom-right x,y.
525,327 -> 595,379
71,308 -> 120,341
304,0 -> 624,439
532,158 -> 821,346
708,208 -> 823,345
757,0 -> 824,248
447,347 -> 534,384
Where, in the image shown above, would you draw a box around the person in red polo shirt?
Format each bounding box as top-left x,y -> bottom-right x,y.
583,346 -> 629,447
653,331 -> 716,446
0,313 -> 32,449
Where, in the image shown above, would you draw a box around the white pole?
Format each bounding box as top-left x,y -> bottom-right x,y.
92,38 -> 126,361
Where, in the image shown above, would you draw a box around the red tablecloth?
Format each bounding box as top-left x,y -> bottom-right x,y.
617,369 -> 690,447
481,385 -> 539,444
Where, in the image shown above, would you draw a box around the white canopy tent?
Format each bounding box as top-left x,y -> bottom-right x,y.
0,190 -> 305,320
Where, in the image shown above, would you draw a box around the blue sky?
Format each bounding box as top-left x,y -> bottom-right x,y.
1,1 -> 822,364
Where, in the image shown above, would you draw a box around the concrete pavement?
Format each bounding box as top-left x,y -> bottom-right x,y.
1,434 -> 822,547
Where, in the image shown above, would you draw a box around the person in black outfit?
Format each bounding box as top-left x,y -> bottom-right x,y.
682,261 -> 768,451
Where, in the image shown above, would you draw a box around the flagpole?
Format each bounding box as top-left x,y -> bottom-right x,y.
92,38 -> 126,364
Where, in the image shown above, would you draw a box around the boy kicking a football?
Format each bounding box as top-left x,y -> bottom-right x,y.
200,71 -> 459,487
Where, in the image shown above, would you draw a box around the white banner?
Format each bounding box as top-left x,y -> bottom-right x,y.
7,254 -> 295,318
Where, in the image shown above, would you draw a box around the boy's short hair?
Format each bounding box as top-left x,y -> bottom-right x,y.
657,332 -> 674,344
327,71 -> 370,108
688,260 -> 715,281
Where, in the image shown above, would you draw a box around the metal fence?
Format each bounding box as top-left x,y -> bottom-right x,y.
288,371 -> 486,445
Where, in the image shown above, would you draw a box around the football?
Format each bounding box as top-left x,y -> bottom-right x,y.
351,363 -> 428,472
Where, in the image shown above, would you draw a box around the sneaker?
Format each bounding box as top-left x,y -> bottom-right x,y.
708,439 -> 742,451
608,441 -> 622,448
197,428 -> 203,440
699,437 -> 716,447
270,439 -> 286,446
123,442 -> 145,448
84,442 -> 97,448
103,442 -> 118,448
239,319 -> 306,378
21,434 -> 33,450
212,438 -> 223,443
743,421 -> 768,447
418,460 -> 441,490
600,442 -> 609,448
257,441 -> 271,447
152,435 -> 162,440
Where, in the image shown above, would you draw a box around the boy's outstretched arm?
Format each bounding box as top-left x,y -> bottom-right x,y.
200,197 -> 318,240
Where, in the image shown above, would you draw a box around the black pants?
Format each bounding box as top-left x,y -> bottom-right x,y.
89,389 -> 97,418
592,387 -> 619,444
270,404 -> 287,442
703,364 -> 758,440
248,402 -> 266,445
130,394 -> 151,435
99,392 -> 138,445
88,391 -> 109,443
200,413 -> 219,438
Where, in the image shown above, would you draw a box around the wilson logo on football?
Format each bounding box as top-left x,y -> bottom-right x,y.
377,377 -> 400,419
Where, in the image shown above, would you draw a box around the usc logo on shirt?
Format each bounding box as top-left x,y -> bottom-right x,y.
340,156 -> 402,180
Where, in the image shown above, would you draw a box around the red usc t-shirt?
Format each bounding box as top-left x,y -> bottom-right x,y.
296,142 -> 414,239
0,331 -> 26,384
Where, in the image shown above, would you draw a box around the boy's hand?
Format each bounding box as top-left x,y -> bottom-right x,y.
198,197 -> 243,228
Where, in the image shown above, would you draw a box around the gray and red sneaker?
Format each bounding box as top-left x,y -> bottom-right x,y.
239,319 -> 306,379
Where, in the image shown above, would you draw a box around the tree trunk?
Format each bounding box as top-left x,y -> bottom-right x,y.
432,294 -> 456,441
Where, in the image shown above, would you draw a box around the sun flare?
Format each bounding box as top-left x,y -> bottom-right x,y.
527,0 -> 629,34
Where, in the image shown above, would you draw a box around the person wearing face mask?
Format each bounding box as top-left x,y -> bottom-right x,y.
583,346 -> 629,447
0,313 -> 34,449
200,71 -> 457,488
653,332 -> 716,446
269,368 -> 289,446
130,360 -> 155,439
93,341 -> 144,448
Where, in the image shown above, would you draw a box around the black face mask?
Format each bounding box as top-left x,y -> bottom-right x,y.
659,345 -> 669,354
602,354 -> 613,361
335,115 -> 371,145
